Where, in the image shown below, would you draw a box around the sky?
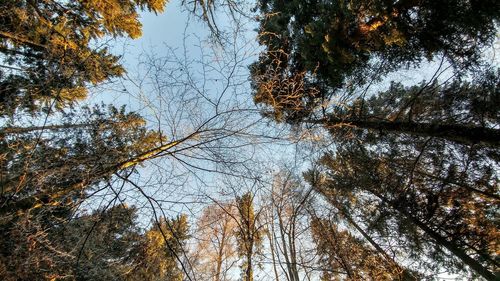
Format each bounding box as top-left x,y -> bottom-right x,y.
83,1 -> 303,218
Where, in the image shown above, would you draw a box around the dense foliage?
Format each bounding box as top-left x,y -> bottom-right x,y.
251,0 -> 500,123
0,0 -> 166,116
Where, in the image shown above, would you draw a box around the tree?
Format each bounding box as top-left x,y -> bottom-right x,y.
262,169 -> 315,281
285,63 -> 499,279
309,141 -> 499,280
191,203 -> 239,281
249,5 -> 499,276
0,104 -> 164,217
0,0 -> 167,116
55,204 -> 143,281
234,192 -> 264,281
0,202 -> 189,281
131,215 -> 190,281
1,1 -> 287,280
318,69 -> 500,147
0,104 -> 169,279
310,215 -> 413,280
251,0 -> 499,123
181,0 -> 251,44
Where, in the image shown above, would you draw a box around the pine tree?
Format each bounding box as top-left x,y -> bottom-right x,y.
130,215 -> 189,281
309,140 -> 499,279
318,69 -> 500,147
0,203 -> 190,280
0,105 -> 164,218
57,204 -> 143,281
310,215 -> 414,280
251,0 -> 500,124
0,105 -> 169,279
0,0 -> 168,116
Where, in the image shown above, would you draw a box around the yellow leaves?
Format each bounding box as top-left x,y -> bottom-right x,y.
383,29 -> 406,46
357,14 -> 407,48
12,7 -> 28,22
32,203 -> 43,210
363,18 -> 385,32
143,0 -> 168,13
78,0 -> 169,38
117,14 -> 143,39
49,87 -> 88,110
304,24 -> 314,35
146,228 -> 169,246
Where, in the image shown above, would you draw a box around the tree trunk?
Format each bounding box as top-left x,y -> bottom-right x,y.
277,209 -> 295,281
245,249 -> 253,281
0,138 -> 183,215
288,219 -> 300,281
214,227 -> 226,281
310,117 -> 500,146
373,193 -> 498,280
0,122 -> 118,135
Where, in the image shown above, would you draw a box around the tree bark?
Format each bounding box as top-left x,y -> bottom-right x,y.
0,122 -> 117,135
308,117 -> 500,146
0,138 -> 183,215
245,248 -> 253,281
373,193 -> 498,280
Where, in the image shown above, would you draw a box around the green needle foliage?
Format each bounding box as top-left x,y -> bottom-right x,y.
0,204 -> 189,280
0,0 -> 168,116
251,0 -> 499,123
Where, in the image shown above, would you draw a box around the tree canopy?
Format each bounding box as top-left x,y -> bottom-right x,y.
0,0 -> 167,116
251,0 -> 500,123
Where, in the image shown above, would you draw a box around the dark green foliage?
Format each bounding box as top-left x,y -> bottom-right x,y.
309,137 -> 499,279
0,105 -> 167,280
251,0 -> 500,123
0,1 -> 198,280
0,203 -> 189,281
294,52 -> 500,279
58,205 -> 143,281
310,215 -> 416,280
0,0 -> 167,116
0,105 -> 162,218
324,69 -> 500,147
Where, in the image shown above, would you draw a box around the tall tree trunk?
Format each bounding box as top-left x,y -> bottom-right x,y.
214,227 -> 226,281
245,248 -> 253,281
0,122 -> 125,135
287,219 -> 300,281
373,193 -> 498,280
265,206 -> 281,281
1,138 -> 184,215
277,210 -> 294,281
308,117 -> 500,146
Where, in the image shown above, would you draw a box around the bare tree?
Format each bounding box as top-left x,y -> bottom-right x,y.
190,203 -> 239,281
261,168 -> 317,281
